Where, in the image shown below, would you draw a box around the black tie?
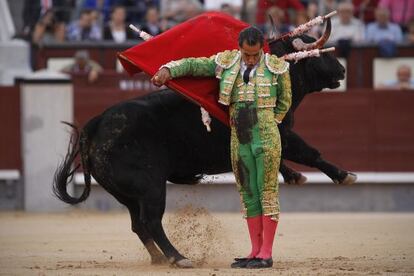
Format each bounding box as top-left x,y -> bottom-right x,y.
243,67 -> 252,84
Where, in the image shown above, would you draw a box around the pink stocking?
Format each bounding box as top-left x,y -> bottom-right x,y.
256,215 -> 278,259
246,215 -> 263,258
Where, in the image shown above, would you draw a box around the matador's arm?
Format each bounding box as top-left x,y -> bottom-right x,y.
162,55 -> 217,78
274,71 -> 292,124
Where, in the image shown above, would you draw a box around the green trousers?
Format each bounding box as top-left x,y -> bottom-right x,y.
230,102 -> 281,221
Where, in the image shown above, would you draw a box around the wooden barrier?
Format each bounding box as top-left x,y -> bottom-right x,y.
71,79 -> 414,172
345,45 -> 414,88
289,89 -> 414,172
1,81 -> 413,173
0,86 -> 21,170
32,42 -> 130,71
71,72 -> 158,127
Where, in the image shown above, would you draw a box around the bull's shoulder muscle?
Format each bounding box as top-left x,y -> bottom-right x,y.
215,50 -> 240,69
265,53 -> 289,74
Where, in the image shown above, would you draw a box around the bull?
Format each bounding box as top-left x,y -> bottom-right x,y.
53,19 -> 354,268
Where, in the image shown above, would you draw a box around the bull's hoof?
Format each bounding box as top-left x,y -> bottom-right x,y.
174,258 -> 193,268
151,255 -> 168,265
337,173 -> 357,185
286,174 -> 307,185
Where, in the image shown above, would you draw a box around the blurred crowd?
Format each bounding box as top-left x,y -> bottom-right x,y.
17,0 -> 413,89
19,0 -> 414,47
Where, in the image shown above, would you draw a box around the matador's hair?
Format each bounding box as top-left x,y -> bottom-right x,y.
238,26 -> 264,48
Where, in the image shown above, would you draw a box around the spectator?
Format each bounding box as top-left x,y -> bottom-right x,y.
219,3 -> 241,19
328,2 -> 365,43
118,0 -> 160,25
103,6 -> 135,42
352,0 -> 380,23
366,8 -> 403,44
378,65 -> 414,90
22,0 -> 74,40
54,0 -> 75,24
318,0 -> 337,18
220,3 -> 234,16
307,1 -> 319,19
90,9 -> 104,30
378,0 -> 414,32
31,9 -> 66,45
295,11 -> 320,39
240,0 -> 258,24
260,6 -> 293,39
406,17 -> 414,44
203,0 -> 242,18
305,1 -> 322,38
66,9 -> 102,41
61,50 -> 103,83
82,0 -> 116,22
256,0 -> 305,26
160,0 -> 203,23
140,6 -> 169,36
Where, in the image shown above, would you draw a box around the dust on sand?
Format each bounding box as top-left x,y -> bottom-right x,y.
165,205 -> 234,266
0,209 -> 413,275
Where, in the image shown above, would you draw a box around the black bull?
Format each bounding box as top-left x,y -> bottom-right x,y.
53,35 -> 355,267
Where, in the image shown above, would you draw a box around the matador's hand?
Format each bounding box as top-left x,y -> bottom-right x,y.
151,67 -> 171,87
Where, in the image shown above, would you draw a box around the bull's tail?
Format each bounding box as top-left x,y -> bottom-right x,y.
53,122 -> 91,204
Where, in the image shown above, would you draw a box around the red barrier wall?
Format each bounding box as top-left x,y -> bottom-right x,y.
0,86 -> 21,170
289,90 -> 414,172
1,81 -> 413,172
72,72 -> 155,127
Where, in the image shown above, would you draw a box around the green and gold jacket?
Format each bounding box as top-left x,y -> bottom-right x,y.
162,49 -> 292,123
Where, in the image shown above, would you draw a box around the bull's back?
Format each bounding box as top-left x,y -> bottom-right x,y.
84,89 -> 232,187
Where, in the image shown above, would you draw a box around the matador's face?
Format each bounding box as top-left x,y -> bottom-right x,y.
240,42 -> 262,69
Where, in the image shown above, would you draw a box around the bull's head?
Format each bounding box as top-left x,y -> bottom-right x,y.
268,17 -> 345,100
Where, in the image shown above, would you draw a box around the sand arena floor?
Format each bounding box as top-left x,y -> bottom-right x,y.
0,208 -> 413,275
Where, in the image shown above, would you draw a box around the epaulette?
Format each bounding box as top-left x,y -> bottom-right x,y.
265,53 -> 289,74
215,50 -> 240,69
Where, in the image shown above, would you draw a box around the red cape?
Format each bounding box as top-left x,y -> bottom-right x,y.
119,12 -> 260,126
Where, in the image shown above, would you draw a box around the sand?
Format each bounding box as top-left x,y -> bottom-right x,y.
0,208 -> 413,275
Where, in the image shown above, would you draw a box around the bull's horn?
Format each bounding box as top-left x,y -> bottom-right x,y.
292,17 -> 332,51
268,11 -> 336,45
267,14 -> 277,40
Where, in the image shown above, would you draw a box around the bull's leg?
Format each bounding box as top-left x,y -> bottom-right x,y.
127,203 -> 167,265
144,200 -> 193,268
279,161 -> 307,185
283,130 -> 357,185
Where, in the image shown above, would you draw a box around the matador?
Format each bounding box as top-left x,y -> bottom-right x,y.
152,26 -> 292,269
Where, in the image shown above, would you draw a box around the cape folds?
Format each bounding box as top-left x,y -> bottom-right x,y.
119,12 -> 267,125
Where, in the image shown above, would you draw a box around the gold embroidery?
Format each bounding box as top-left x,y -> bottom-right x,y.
215,50 -> 240,69
246,93 -> 255,101
265,53 -> 289,74
257,97 -> 276,107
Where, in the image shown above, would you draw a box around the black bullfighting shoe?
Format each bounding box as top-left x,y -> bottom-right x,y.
245,257 -> 273,268
231,257 -> 254,268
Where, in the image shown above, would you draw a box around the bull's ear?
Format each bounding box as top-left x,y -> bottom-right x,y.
268,39 -> 289,58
